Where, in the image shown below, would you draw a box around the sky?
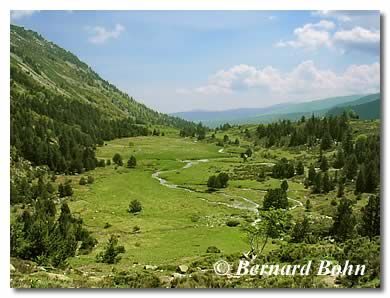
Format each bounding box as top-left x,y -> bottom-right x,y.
11,10 -> 380,113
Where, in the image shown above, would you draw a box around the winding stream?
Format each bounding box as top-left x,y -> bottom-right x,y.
151,150 -> 303,216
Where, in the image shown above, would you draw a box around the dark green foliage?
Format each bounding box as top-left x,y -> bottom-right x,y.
320,130 -> 333,150
355,167 -> 366,193
290,216 -> 310,243
128,199 -> 142,213
206,246 -> 221,253
359,195 -> 380,240
337,180 -> 345,198
272,158 -> 295,179
263,188 -> 288,210
332,198 -> 356,242
305,199 -> 311,211
296,161 -> 304,175
113,153 -> 123,166
79,177 -> 87,185
96,235 -> 125,264
307,164 -> 316,185
322,172 -> 332,193
245,148 -> 253,157
127,155 -> 137,168
335,237 -> 380,287
280,180 -> 288,192
312,172 -> 322,194
320,156 -> 329,172
207,172 -> 229,189
87,176 -> 94,184
58,181 -> 73,198
226,219 -> 240,227
344,153 -> 358,180
11,201 -> 96,267
333,148 -> 345,169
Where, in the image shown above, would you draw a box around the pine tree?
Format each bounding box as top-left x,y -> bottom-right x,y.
333,148 -> 345,169
365,161 -> 378,193
281,180 -> 289,192
308,164 -> 316,185
296,161 -> 304,175
344,153 -> 358,180
355,166 -> 366,193
127,155 -> 137,168
313,172 -> 322,194
321,130 -> 332,150
337,181 -> 345,198
360,195 -> 380,240
322,172 -> 331,193
320,156 -> 329,172
332,198 -> 356,242
112,153 -> 123,166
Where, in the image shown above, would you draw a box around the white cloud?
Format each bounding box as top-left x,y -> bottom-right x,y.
11,10 -> 38,21
87,24 -> 125,44
179,61 -> 379,100
275,21 -> 334,50
333,26 -> 380,55
312,10 -> 380,31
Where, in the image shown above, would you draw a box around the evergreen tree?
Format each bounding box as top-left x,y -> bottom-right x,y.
322,172 -> 331,193
355,166 -> 366,193
337,180 -> 345,198
365,161 -> 378,193
112,153 -> 123,166
333,147 -> 345,169
127,155 -> 137,168
321,130 -> 332,150
332,198 -> 356,242
96,235 -> 125,264
312,172 -> 322,194
360,195 -> 380,240
290,216 -> 310,243
263,188 -> 288,210
344,153 -> 358,180
320,156 -> 329,172
128,199 -> 142,213
296,161 -> 304,175
281,180 -> 289,192
308,164 -> 316,185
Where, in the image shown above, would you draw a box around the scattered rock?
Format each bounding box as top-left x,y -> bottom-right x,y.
159,275 -> 173,283
172,272 -> 184,279
47,273 -> 70,281
144,265 -> 158,270
177,265 -> 189,273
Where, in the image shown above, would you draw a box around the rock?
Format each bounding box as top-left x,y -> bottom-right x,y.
10,264 -> 15,272
159,275 -> 173,283
172,272 -> 184,279
47,273 -> 70,281
144,265 -> 158,270
177,265 -> 189,273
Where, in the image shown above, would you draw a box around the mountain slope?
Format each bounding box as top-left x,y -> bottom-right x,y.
10,25 -> 194,173
327,98 -> 381,120
173,94 -> 365,126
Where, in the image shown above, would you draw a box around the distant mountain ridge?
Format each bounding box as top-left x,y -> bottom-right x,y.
172,94 -> 380,127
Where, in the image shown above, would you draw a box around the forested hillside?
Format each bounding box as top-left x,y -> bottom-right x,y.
10,25 -> 195,173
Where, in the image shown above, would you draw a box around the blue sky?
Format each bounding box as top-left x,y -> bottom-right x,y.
11,10 -> 380,112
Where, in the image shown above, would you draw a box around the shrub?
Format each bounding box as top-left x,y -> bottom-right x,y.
112,153 -> 123,166
87,176 -> 94,184
128,199 -> 142,214
96,235 -> 125,264
206,246 -> 221,253
104,222 -> 112,229
79,177 -> 87,185
226,219 -> 240,227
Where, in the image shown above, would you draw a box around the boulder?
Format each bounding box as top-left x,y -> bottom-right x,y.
177,264 -> 189,273
144,265 -> 158,270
